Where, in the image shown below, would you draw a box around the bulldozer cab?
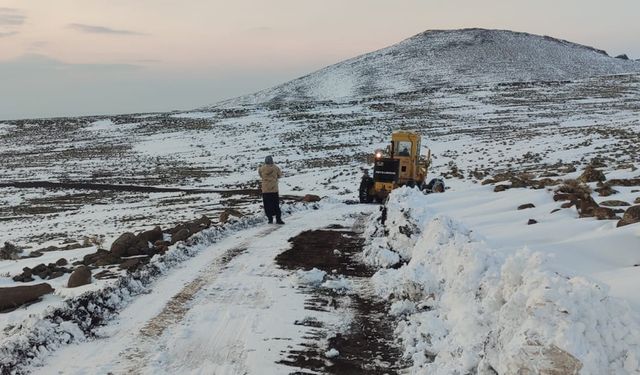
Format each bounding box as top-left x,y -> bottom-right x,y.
390,131 -> 424,183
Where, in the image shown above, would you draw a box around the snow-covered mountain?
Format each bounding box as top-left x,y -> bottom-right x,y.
218,28 -> 640,106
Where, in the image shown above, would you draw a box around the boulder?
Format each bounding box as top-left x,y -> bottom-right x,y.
635,197 -> 640,204
110,232 -> 138,257
518,203 -> 535,210
617,205 -> 640,228
302,194 -> 321,203
137,226 -> 163,246
578,165 -> 606,183
0,283 -> 54,311
67,266 -> 92,288
494,185 -> 509,192
527,219 -> 538,225
172,228 -> 191,243
56,258 -> 68,266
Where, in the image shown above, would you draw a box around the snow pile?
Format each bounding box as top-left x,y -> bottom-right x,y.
363,188 -> 640,374
292,268 -> 326,286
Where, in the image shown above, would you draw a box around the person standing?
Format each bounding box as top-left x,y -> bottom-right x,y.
258,155 -> 284,224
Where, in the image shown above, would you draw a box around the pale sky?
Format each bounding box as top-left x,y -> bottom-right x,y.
1,0 -> 639,120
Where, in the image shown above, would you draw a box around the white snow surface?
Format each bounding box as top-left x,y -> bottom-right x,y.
364,187 -> 640,374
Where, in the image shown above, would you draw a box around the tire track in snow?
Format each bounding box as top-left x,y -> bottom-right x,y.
116,225 -> 281,374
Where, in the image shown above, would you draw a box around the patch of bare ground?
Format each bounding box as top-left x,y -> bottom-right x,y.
276,225 -> 406,374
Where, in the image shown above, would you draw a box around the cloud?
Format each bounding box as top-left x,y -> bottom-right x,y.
0,31 -> 18,38
0,7 -> 24,37
0,8 -> 25,26
0,53 -> 143,73
68,23 -> 147,36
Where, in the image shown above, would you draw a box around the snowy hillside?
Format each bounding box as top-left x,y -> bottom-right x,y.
217,28 -> 640,105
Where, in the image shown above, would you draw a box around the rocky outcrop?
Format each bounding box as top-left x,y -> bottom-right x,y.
578,165 -> 606,183
0,283 -> 54,312
617,205 -> 640,227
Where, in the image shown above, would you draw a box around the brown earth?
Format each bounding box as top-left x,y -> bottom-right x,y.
276,225 -> 406,374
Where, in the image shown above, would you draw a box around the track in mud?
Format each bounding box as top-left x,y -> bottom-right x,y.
276,224 -> 406,374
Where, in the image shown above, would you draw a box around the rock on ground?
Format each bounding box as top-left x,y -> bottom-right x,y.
68,266 -> 92,288
0,283 -> 54,311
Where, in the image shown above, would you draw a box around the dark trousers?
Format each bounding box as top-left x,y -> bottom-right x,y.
262,192 -> 281,220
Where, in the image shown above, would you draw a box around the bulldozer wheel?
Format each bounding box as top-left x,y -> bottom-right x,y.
359,179 -> 374,203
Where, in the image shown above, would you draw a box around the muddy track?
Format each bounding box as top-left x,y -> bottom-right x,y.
276,223 -> 406,374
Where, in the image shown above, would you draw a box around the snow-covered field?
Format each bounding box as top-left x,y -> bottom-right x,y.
1,29 -> 640,373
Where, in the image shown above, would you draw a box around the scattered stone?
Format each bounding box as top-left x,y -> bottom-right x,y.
599,200 -> 630,207
595,185 -> 618,197
527,219 -> 538,225
55,258 -> 68,266
0,283 -> 54,312
578,165 -> 606,183
13,261 -> 72,282
550,209 -> 561,214
635,197 -> 640,204
67,266 -> 92,288
606,178 -> 640,187
593,207 -> 617,220
617,205 -> 640,228
494,185 -> 509,192
559,164 -> 576,173
481,178 -> 495,185
518,203 -> 535,210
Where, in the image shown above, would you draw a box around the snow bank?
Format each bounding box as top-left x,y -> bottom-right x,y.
363,187 -> 640,374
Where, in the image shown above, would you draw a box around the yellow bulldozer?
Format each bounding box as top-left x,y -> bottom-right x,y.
359,131 -> 443,203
